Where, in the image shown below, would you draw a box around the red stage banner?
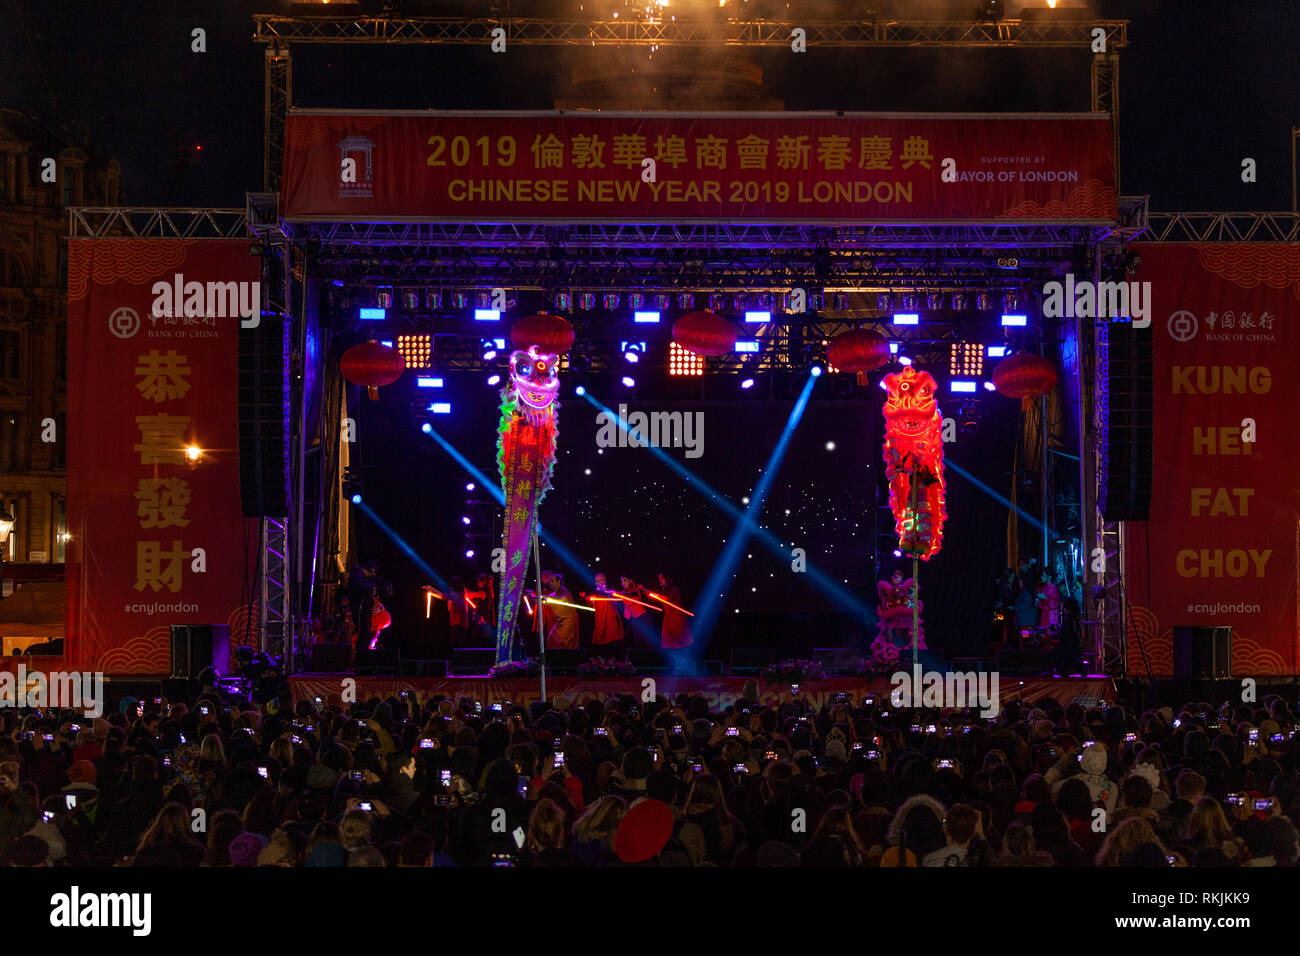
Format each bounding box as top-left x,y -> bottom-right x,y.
65,239 -> 259,673
281,111 -> 1116,223
1126,243 -> 1300,677
289,675 -> 1116,712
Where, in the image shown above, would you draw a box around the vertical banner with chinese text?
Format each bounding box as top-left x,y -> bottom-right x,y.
66,239 -> 258,673
1125,243 -> 1300,677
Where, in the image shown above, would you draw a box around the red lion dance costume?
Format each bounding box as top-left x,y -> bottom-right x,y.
874,366 -> 947,664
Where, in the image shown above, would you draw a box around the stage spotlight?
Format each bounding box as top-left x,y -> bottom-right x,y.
376,288 -> 394,309
428,402 -> 452,414
950,380 -> 978,393
350,494 -> 362,504
654,294 -> 670,311
417,376 -> 444,388
679,293 -> 695,310
466,482 -> 475,491
629,293 -> 646,309
878,378 -> 889,391
397,334 -> 432,370
379,340 -> 393,348
465,549 -> 475,559
668,342 -> 705,377
926,292 -> 944,311
889,342 -> 900,354
624,350 -> 639,363
400,289 -> 419,311
983,381 -> 997,391
876,292 -> 893,311
359,307 -> 385,321
745,310 -> 770,324
891,313 -> 919,326
740,378 -> 755,389
735,339 -> 760,353
1001,314 -> 1028,327
1002,291 -> 1020,312
950,342 -> 984,376
977,0 -> 1004,20
810,365 -> 823,377
462,516 -> 471,525
634,311 -> 660,324
898,356 -> 913,366
482,349 -> 497,361
486,374 -> 501,386
603,293 -> 621,310
575,385 -> 586,396
826,441 -> 836,451
951,292 -> 968,311
421,423 -> 433,434
578,292 -> 595,310
184,444 -> 203,463
976,293 -> 993,311
893,549 -> 903,558
554,291 -> 572,312
474,309 -> 500,322
987,345 -> 1008,357
621,376 -> 636,388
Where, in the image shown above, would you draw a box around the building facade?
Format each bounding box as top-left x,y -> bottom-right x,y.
0,107 -> 122,571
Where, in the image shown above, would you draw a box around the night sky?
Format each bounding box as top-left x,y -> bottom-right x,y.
2,1 -> 1298,212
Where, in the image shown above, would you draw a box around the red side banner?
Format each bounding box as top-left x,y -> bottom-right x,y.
66,239 -> 259,674
1126,243 -> 1300,677
282,111 -> 1116,223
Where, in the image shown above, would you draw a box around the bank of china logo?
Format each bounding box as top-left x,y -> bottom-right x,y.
1167,310 -> 1197,343
109,306 -> 141,339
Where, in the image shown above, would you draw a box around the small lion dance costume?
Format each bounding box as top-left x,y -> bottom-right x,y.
871,569 -> 926,667
876,366 -> 947,663
495,346 -> 560,665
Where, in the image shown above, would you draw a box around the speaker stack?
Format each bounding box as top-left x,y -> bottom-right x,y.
1100,319 -> 1153,522
169,625 -> 232,679
238,311 -> 289,517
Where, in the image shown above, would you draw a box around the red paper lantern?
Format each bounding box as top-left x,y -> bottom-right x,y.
992,353 -> 1058,400
340,341 -> 405,400
672,310 -> 737,356
510,313 -> 575,355
827,328 -> 890,373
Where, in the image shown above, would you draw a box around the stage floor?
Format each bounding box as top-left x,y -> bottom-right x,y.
288,674 -> 1116,712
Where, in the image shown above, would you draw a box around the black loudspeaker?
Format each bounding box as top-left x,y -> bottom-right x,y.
1173,626 -> 1232,679
815,647 -> 861,675
307,643 -> 351,673
730,648 -> 776,673
1100,320 -> 1153,521
356,647 -> 400,676
451,648 -> 496,675
238,312 -> 289,517
169,625 -> 231,679
545,649 -> 585,675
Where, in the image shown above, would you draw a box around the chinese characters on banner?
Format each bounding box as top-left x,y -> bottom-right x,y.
65,239 -> 257,673
1124,243 -> 1300,677
282,112 -> 1117,222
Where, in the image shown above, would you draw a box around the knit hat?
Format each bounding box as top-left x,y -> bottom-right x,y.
228,833 -> 267,868
614,798 -> 675,863
67,760 -> 97,785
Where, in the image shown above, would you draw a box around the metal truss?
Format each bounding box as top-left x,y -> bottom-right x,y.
68,207 -> 248,239
1087,315 -> 1125,676
253,16 -> 1128,48
264,47 -> 292,193
1140,211 -> 1300,243
302,220 -> 1107,287
260,516 -> 291,662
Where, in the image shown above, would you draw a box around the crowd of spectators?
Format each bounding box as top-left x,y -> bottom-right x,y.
1,681 -> 1298,867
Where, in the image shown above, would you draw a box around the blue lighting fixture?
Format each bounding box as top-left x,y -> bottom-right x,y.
474,309 -> 501,322
429,402 -> 452,414
421,423 -> 433,434
1001,314 -> 1027,327
417,376 -> 444,388
889,342 -> 900,354
482,349 -> 497,361
950,380 -> 978,393
466,483 -> 475,491
740,378 -> 755,389
897,356 -> 913,366
621,376 -> 636,388
810,365 -> 823,378
744,311 -> 770,324
983,381 -> 997,391
633,311 -> 660,324
891,313 -> 920,326
350,493 -> 362,504
465,549 -> 475,559
575,385 -> 586,396
987,345 -> 1008,357
624,350 -> 640,363
735,339 -> 760,353
487,374 -> 501,386
493,338 -> 505,349
359,307 -> 386,321
379,340 -> 393,348
461,516 -> 471,526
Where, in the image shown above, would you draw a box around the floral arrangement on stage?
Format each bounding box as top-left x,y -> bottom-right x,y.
759,659 -> 825,683
576,657 -> 638,678
490,657 -> 541,678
